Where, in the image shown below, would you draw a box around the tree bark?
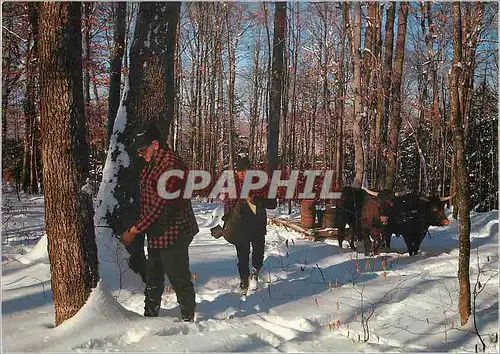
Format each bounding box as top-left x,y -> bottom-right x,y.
268,2 -> 286,171
351,3 -> 364,187
385,2 -> 408,190
82,2 -> 92,104
22,3 -> 39,194
378,3 -> 395,189
106,2 -> 126,143
335,3 -> 349,187
165,2 -> 181,145
451,2 -> 472,326
38,2 -> 99,326
106,2 -> 177,235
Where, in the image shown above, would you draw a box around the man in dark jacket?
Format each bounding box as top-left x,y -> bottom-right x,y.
214,156 -> 276,295
121,125 -> 199,322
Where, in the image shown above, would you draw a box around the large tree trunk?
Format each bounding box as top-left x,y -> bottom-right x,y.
38,2 -> 99,326
385,2 -> 408,190
451,2 -> 472,327
104,2 -> 178,235
106,2 -> 126,143
268,2 -> 286,171
82,2 -> 92,104
351,3 -> 364,187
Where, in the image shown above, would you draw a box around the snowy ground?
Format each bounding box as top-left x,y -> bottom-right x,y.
2,184 -> 498,352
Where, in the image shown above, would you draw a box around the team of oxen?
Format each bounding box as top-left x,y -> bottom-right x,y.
333,186 -> 453,256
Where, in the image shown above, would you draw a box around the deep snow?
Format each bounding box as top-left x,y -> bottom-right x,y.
2,185 -> 498,352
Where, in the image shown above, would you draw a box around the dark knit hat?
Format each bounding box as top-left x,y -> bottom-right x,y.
136,123 -> 161,147
234,154 -> 250,171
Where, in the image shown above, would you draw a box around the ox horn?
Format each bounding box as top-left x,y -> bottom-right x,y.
394,191 -> 408,197
439,193 -> 456,202
362,187 -> 379,197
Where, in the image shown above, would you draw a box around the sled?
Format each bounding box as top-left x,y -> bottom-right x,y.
268,216 -> 339,241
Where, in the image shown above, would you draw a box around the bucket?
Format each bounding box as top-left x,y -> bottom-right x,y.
301,200 -> 316,229
322,206 -> 336,228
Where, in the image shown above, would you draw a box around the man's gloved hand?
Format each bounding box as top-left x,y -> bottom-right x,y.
210,225 -> 224,239
120,226 -> 139,246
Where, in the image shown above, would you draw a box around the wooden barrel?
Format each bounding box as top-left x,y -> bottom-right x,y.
300,200 -> 316,229
322,206 -> 337,228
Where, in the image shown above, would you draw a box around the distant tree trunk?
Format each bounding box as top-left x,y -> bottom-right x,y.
350,3 -> 364,187
2,3 -> 20,143
249,33 -> 261,164
165,2 -> 181,145
216,14 -> 224,172
335,3 -> 349,187
378,3 -> 395,189
22,3 -> 39,194
460,3 -> 483,142
281,17 -> 290,169
106,2 -> 126,143
226,10 -> 235,170
268,2 -> 286,171
224,5 -> 244,170
385,2 -> 408,190
290,2 -> 300,175
91,71 -> 100,102
173,18 -> 182,152
38,2 -> 99,326
367,2 -> 382,188
451,2 -> 472,326
424,2 -> 442,195
320,4 -> 329,169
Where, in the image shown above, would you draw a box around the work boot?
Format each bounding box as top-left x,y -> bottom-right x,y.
249,268 -> 259,291
181,309 -> 195,322
143,284 -> 163,317
144,300 -> 160,317
239,277 -> 249,295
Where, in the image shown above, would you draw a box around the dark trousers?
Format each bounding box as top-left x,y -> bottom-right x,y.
235,233 -> 265,279
144,235 -> 195,315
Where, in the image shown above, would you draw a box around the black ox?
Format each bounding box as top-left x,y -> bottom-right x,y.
383,193 -> 453,255
334,187 -> 452,256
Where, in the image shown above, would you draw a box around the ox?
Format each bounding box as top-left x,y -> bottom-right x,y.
334,186 -> 394,254
383,193 -> 453,255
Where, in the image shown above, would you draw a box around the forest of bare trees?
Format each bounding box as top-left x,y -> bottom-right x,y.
1,2 -> 498,326
3,2 -> 497,208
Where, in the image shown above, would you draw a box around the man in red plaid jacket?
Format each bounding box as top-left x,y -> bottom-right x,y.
121,125 -> 199,322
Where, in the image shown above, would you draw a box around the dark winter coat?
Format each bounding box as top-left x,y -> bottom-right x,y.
221,196 -> 277,245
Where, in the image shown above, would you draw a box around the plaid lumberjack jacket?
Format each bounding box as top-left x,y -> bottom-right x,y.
136,147 -> 199,248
